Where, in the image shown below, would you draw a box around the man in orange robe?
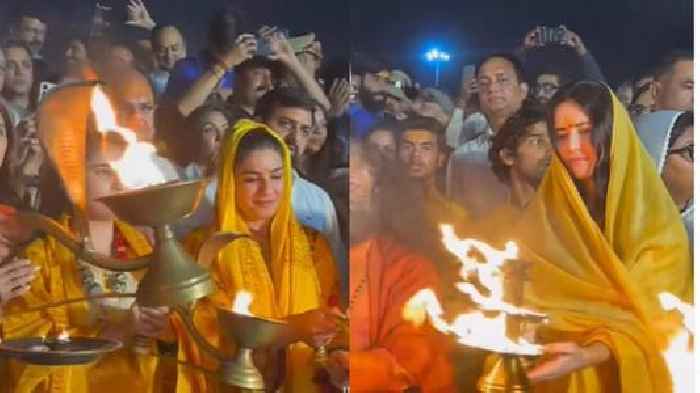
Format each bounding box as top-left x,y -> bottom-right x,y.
325,142 -> 455,393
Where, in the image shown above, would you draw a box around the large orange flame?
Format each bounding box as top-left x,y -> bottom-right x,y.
90,86 -> 176,189
658,292 -> 693,393
403,224 -> 544,355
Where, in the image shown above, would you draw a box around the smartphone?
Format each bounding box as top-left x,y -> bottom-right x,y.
462,65 -> 476,83
37,81 -> 57,103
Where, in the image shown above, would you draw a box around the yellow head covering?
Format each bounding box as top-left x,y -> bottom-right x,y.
213,119 -> 321,318
512,84 -> 690,392
175,120 -> 324,393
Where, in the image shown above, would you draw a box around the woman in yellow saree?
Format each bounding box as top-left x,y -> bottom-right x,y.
174,120 -> 339,393
0,132 -> 175,393
506,81 -> 691,392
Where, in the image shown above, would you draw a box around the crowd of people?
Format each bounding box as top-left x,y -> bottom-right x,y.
0,1 -> 693,392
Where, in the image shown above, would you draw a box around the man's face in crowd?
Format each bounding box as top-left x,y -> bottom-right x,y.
367,129 -> 397,162
477,57 -> 528,118
534,73 -> 560,105
265,106 -> 314,162
500,121 -> 552,187
154,27 -> 187,71
14,17 -> 47,57
238,66 -> 273,108
3,47 -> 33,97
64,39 -> 88,71
398,129 -> 445,182
653,59 -> 694,112
109,72 -> 156,141
197,110 -> 229,162
108,45 -> 135,70
359,72 -> 389,112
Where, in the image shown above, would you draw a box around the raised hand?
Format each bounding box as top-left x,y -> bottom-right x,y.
328,78 -> 352,118
126,0 -> 156,30
523,26 -> 543,49
220,34 -> 257,69
265,30 -> 296,64
562,28 -> 588,56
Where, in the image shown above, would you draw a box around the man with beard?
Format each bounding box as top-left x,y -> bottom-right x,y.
349,52 -> 391,139
397,116 -> 470,229
484,102 -> 552,237
226,56 -> 274,124
8,7 -> 50,83
323,142 -> 455,392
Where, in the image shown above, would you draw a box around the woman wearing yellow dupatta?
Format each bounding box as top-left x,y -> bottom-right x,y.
174,120 -> 339,393
0,134 -> 175,393
506,81 -> 691,392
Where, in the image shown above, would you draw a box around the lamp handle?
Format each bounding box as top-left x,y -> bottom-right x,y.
197,231 -> 250,268
15,210 -> 152,272
174,305 -> 225,362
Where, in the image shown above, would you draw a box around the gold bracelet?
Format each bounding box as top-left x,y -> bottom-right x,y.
211,64 -> 226,78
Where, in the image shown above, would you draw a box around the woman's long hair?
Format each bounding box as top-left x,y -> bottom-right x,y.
0,103 -> 16,202
547,81 -> 613,226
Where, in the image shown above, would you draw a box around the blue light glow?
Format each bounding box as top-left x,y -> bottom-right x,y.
425,48 -> 451,62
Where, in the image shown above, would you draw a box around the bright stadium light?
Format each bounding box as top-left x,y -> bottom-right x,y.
424,48 -> 451,86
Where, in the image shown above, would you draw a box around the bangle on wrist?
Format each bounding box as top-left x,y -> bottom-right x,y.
211,63 -> 227,78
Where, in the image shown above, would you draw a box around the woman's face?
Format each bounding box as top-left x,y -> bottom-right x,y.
553,100 -> 599,180
198,110 -> 229,162
86,149 -> 122,221
307,109 -> 328,155
662,125 -> 693,204
235,148 -> 284,224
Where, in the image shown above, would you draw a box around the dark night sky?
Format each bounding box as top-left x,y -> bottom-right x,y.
1,0 -> 693,92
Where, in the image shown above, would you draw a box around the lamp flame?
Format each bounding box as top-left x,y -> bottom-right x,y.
90,87 -> 175,189
658,292 -> 693,393
403,225 -> 544,356
56,331 -> 70,342
232,291 -> 253,315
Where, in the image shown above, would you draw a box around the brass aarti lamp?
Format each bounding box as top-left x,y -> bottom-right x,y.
0,81 -> 289,390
